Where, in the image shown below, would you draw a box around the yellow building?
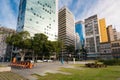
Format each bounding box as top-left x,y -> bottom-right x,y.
99,18 -> 108,43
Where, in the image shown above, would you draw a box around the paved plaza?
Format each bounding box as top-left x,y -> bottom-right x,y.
0,61 -> 90,80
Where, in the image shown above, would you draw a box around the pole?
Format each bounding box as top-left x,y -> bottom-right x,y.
10,45 -> 13,62
61,40 -> 64,64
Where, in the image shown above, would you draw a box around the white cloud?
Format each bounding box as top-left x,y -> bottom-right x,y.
59,0 -> 73,9
75,0 -> 120,31
72,0 -> 84,15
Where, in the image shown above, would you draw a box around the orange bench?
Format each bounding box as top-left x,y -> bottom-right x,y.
10,61 -> 34,69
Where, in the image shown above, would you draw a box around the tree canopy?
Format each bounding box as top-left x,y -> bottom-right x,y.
6,31 -> 63,61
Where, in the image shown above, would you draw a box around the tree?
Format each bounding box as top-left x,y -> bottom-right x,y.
33,33 -> 48,60
80,47 -> 87,60
6,31 -> 31,61
66,44 -> 75,55
51,40 -> 64,60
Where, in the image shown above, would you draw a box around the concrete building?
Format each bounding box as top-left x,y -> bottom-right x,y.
17,0 -> 58,41
111,40 -> 120,58
75,33 -> 81,50
75,21 -> 85,50
58,7 -> 75,48
117,32 -> 120,40
84,15 -> 100,59
0,27 -> 15,61
107,25 -> 117,42
99,42 -> 112,60
99,18 -> 108,43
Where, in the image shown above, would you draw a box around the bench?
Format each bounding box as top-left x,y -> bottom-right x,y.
85,63 -> 107,68
10,61 -> 34,69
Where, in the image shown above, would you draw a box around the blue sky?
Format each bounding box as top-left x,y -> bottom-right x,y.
0,0 -> 120,31
0,0 -> 19,29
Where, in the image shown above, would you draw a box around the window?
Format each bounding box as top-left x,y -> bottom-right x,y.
34,13 -> 36,15
30,19 -> 32,21
37,1 -> 39,4
31,8 -> 33,10
36,21 -> 39,24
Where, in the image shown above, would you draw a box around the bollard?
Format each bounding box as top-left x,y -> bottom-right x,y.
73,58 -> 75,64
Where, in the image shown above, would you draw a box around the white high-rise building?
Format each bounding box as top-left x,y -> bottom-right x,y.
58,7 -> 75,47
85,15 -> 100,59
17,0 -> 58,41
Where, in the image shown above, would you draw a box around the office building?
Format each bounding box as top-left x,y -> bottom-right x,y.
0,27 -> 15,61
17,0 -> 58,41
111,40 -> 120,58
99,42 -> 112,60
117,32 -> 120,40
84,15 -> 100,59
58,6 -> 75,49
107,25 -> 117,42
99,18 -> 108,43
75,33 -> 81,50
75,21 -> 85,50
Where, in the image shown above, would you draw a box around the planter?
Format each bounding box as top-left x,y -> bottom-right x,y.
0,67 -> 11,72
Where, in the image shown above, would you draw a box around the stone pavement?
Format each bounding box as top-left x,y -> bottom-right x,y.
1,61 -> 91,80
11,62 -> 75,80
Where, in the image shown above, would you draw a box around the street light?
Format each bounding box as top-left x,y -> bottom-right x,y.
61,40 -> 64,64
10,45 -> 13,62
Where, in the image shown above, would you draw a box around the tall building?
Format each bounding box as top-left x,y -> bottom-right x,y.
17,0 -> 58,41
85,15 -> 100,59
117,32 -> 120,40
99,42 -> 112,60
58,6 -> 75,49
111,40 -> 120,58
75,21 -> 84,50
75,33 -> 81,50
0,27 -> 15,61
99,18 -> 108,43
107,25 -> 117,42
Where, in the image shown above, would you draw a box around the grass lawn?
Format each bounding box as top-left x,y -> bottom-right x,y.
34,64 -> 120,80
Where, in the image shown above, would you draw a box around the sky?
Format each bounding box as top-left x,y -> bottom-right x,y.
0,0 -> 120,31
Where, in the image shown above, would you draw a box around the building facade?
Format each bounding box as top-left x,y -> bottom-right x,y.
107,25 -> 117,42
84,15 -> 100,59
75,21 -> 84,50
75,33 -> 81,50
0,27 -> 15,61
99,42 -> 112,60
17,0 -> 58,41
99,18 -> 108,43
111,40 -> 120,59
117,32 -> 120,40
58,7 -> 75,48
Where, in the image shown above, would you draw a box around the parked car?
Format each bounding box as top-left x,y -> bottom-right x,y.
47,60 -> 53,62
37,60 -> 43,63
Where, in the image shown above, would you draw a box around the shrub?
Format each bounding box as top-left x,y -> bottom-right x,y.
101,59 -> 120,66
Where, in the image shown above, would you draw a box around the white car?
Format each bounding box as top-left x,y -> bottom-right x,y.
47,60 -> 53,62
37,60 -> 43,63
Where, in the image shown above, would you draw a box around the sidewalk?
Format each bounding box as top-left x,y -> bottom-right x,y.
1,61 -> 91,80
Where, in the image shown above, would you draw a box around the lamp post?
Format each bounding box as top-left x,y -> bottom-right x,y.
31,37 -> 34,61
10,45 -> 13,62
61,40 -> 64,64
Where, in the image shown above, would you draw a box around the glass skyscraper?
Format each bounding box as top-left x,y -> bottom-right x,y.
75,21 -> 84,50
17,0 -> 58,41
